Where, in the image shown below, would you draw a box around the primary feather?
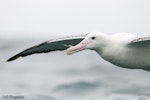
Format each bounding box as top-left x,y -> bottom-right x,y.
7,34 -> 86,62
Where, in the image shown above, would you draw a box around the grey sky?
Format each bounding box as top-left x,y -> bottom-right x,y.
0,0 -> 150,38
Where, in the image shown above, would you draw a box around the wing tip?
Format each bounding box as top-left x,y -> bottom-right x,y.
7,55 -> 21,62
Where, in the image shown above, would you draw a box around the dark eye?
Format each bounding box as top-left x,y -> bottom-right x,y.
91,37 -> 95,40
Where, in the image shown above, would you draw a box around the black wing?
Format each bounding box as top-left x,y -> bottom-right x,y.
129,36 -> 150,47
7,34 -> 87,62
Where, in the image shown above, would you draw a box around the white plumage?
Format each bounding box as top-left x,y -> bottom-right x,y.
7,32 -> 150,71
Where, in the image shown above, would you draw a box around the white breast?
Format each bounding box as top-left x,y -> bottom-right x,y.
97,33 -> 150,70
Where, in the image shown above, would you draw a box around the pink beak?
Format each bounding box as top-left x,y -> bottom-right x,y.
66,39 -> 87,55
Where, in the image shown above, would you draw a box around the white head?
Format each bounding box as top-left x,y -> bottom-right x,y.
66,32 -> 109,55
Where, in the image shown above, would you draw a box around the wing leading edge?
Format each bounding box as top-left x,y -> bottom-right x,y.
7,34 -> 87,62
129,36 -> 150,47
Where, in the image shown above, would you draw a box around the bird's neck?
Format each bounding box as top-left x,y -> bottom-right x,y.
95,34 -> 111,55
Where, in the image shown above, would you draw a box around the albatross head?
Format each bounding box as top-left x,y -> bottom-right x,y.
66,32 -> 108,55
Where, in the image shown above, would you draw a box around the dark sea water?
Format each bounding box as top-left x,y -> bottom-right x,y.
1,37 -> 150,100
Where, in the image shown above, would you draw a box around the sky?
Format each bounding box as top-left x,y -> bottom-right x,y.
1,0 -> 150,38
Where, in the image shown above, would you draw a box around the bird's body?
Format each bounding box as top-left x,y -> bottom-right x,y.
98,33 -> 150,70
7,32 -> 150,71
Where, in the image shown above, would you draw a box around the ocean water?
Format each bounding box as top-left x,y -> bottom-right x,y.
1,37 -> 150,100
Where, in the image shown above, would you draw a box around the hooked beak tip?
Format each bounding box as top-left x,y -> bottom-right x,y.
66,49 -> 72,55
66,39 -> 87,55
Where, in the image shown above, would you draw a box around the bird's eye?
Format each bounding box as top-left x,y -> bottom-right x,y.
91,37 -> 95,40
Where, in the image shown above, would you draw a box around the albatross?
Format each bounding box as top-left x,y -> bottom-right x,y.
7,32 -> 150,71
